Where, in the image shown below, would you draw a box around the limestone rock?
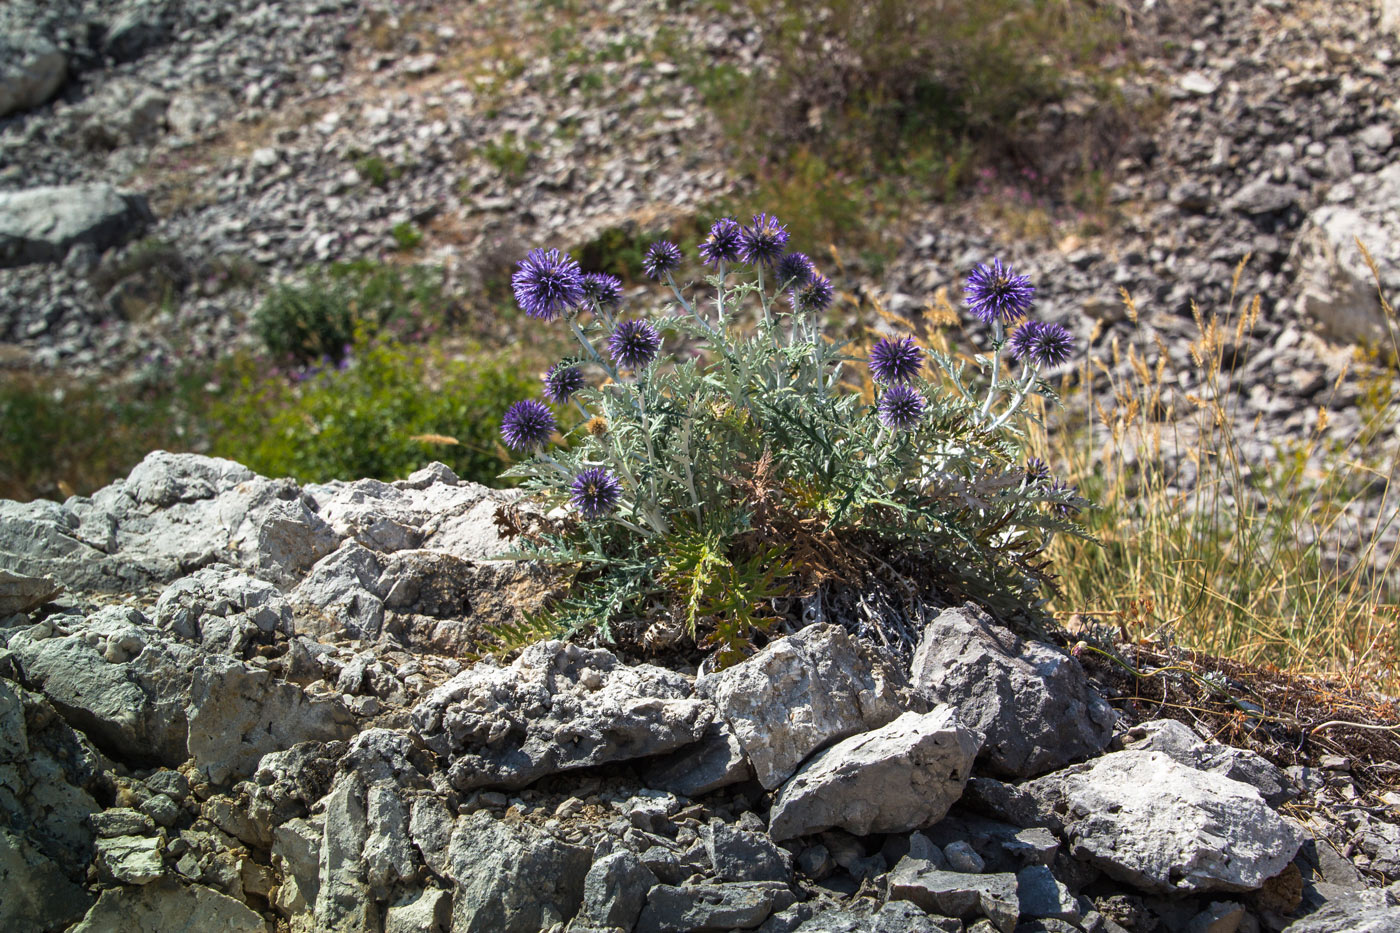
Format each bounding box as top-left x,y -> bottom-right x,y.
1121,719 -> 1295,805
910,605 -> 1114,778
697,623 -> 908,789
412,640 -> 711,791
768,707 -> 980,841
0,569 -> 62,615
646,718 -> 754,797
636,881 -> 797,933
69,879 -> 266,932
155,565 -> 293,657
1281,881 -> 1400,931
0,185 -> 151,268
707,819 -> 792,883
447,809 -> 591,933
887,858 -> 1020,933
0,34 -> 66,118
385,887 -> 451,933
1046,750 -> 1305,894
187,654 -> 356,785
95,833 -> 165,884
0,827 -> 93,933
578,849 -> 659,930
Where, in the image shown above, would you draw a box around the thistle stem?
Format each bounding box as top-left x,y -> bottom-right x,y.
979,319 -> 1004,420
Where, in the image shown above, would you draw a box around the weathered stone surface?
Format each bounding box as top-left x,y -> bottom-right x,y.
0,185 -> 151,268
768,707 -> 980,841
0,827 -> 93,933
0,34 -> 66,118
1227,176 -> 1300,215
783,900 -> 963,932
92,807 -> 156,838
272,816 -> 322,918
887,858 -> 1020,933
1016,866 -> 1081,923
697,623 -> 908,789
707,819 -> 792,882
69,879 -> 266,932
578,849 -> 659,930
412,640 -> 711,791
646,718 -> 754,797
291,541 -> 387,640
1121,719 -> 1294,805
1045,750 -> 1304,894
155,565 -> 294,656
96,833 -> 165,884
447,809 -> 591,933
636,881 -> 797,933
187,654 -> 356,785
0,569 -> 62,615
386,887 -> 451,933
315,774 -> 376,933
910,605 -> 1114,778
1281,881 -> 1400,931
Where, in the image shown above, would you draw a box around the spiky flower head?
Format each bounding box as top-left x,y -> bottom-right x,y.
775,251 -> 815,287
1048,478 -> 1081,517
868,336 -> 925,385
500,399 -> 557,451
512,248 -> 583,321
580,272 -> 624,309
641,240 -> 683,281
1007,320 -> 1074,367
609,319 -> 662,369
740,212 -> 789,266
790,272 -> 834,313
877,384 -> 925,430
571,467 -> 623,519
1024,457 -> 1051,486
543,363 -> 585,404
698,217 -> 744,266
965,258 -> 1035,324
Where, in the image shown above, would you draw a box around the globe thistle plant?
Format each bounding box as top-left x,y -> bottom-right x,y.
512,248 -> 583,321
493,227 -> 1086,666
609,319 -> 662,369
543,363 -> 586,404
642,240 -> 683,281
740,212 -> 789,266
698,218 -> 744,266
500,399 -> 556,450
868,336 -> 925,385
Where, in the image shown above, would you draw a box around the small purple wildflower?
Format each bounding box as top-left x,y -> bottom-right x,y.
1024,457 -> 1051,486
641,240 -> 683,281
543,363 -> 585,404
571,467 -> 624,519
1048,478 -> 1081,517
512,248 -> 583,321
500,399 -> 557,451
1007,320 -> 1074,367
740,212 -> 789,266
775,251 -> 815,287
877,384 -> 925,430
868,336 -> 925,385
790,272 -> 834,313
609,319 -> 663,369
581,272 -> 624,308
698,217 -> 744,266
965,258 -> 1035,324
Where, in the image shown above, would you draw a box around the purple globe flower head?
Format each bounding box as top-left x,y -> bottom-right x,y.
512,248 -> 584,321
571,467 -> 624,519
877,384 -> 925,430
609,319 -> 662,369
965,258 -> 1035,324
698,217 -> 744,266
740,212 -> 789,266
641,240 -> 683,281
1048,478 -> 1081,517
500,399 -> 557,451
543,363 -> 585,404
1024,456 -> 1052,486
790,272 -> 834,313
775,251 -> 815,287
1007,320 -> 1074,367
581,272 -> 624,309
868,335 -> 925,385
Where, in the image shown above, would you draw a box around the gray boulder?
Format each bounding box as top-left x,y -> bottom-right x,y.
910,605 -> 1114,778
0,34 -> 66,117
0,185 -> 151,267
412,640 -> 712,791
1038,750 -> 1304,894
646,719 -> 754,797
291,541 -> 387,641
69,879 -> 265,932
447,810 -> 591,933
768,707 -> 980,841
154,565 -> 293,657
187,654 -> 356,785
887,859 -> 1020,933
578,849 -> 659,930
0,569 -> 62,615
697,623 -> 908,789
1120,719 -> 1294,805
385,887 -> 451,933
636,882 -> 797,933
0,828 -> 93,933
1282,882 -> 1400,932
707,819 -> 792,882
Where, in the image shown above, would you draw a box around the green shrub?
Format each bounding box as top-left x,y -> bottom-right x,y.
391,221 -> 424,252
209,338 -> 536,486
252,262 -> 446,365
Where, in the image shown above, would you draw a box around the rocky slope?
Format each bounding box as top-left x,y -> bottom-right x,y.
0,451 -> 1397,932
